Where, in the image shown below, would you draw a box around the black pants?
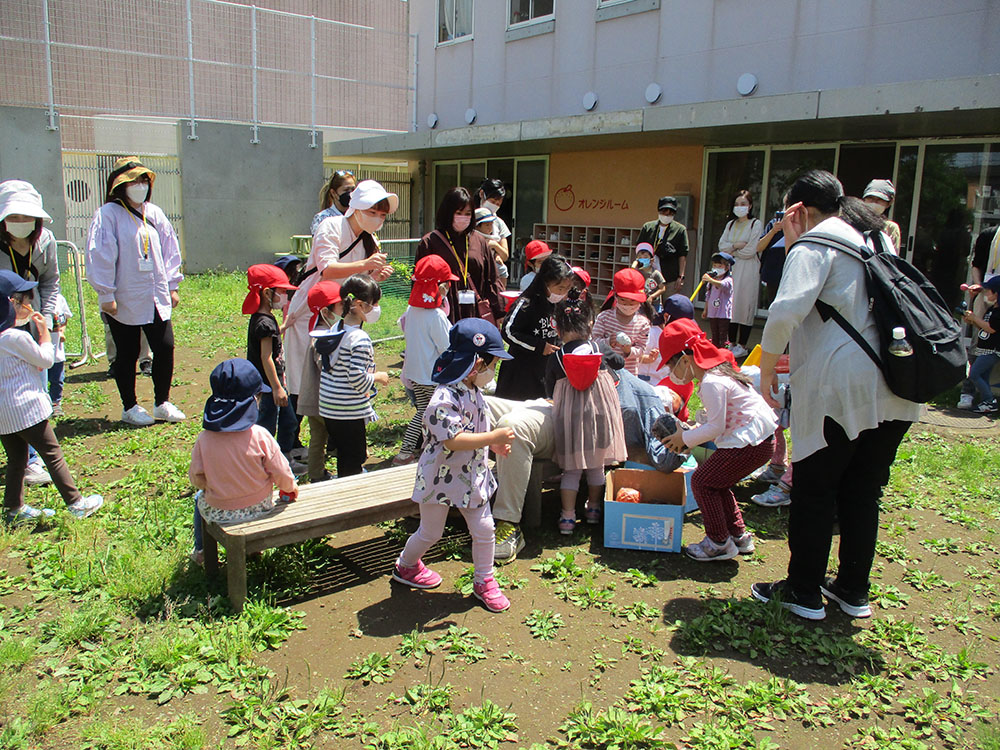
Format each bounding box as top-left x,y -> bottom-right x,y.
731,322 -> 753,347
1,419 -> 82,510
323,417 -> 367,477
787,417 -> 911,597
105,310 -> 175,410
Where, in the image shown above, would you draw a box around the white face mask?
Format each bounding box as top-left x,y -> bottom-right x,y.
474,364 -> 495,389
711,265 -> 726,275
547,291 -> 567,304
483,200 -> 501,215
126,183 -> 149,205
320,308 -> 339,326
270,290 -> 287,310
355,210 -> 385,234
452,214 -> 471,232
658,213 -> 673,225
4,220 -> 35,239
668,356 -> 693,386
363,303 -> 382,324
864,200 -> 886,215
733,205 -> 749,218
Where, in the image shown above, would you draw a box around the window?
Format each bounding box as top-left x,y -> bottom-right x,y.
509,0 -> 554,26
438,0 -> 472,45
595,0 -> 660,23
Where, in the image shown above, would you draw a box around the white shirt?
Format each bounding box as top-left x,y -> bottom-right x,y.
86,202 -> 183,326
400,306 -> 451,386
0,328 -> 54,434
682,371 -> 777,450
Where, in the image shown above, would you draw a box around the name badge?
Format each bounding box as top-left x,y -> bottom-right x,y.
458,289 -> 475,305
137,256 -> 154,273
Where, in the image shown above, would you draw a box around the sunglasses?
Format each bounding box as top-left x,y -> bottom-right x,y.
333,170 -> 354,178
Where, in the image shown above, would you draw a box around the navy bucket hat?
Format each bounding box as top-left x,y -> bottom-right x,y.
0,296 -> 14,333
432,318 -> 512,385
202,358 -> 271,432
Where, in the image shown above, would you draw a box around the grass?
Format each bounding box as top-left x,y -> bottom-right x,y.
1,271 -> 999,747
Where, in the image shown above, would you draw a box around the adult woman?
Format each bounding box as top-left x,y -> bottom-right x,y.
415,188 -> 503,325
861,179 -> 901,252
718,190 -> 763,358
473,178 -> 511,263
311,170 -> 358,236
284,179 -> 396,400
0,181 -> 60,327
751,170 -> 921,621
86,157 -> 185,426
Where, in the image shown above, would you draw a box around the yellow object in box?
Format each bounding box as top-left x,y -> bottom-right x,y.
742,344 -> 762,367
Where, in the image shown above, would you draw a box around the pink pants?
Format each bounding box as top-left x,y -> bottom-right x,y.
399,502 -> 495,584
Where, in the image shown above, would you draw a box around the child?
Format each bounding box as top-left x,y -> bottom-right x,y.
593,268 -> 651,376
314,274 -> 389,477
546,299 -> 627,534
48,292 -> 72,416
0,293 -> 103,523
190,358 -> 298,562
392,318 -> 515,613
659,318 -> 777,561
631,243 -> 667,310
242,264 -> 305,474
474,207 -> 509,289
569,266 -> 591,303
963,275 -> 1000,413
701,252 -> 735,348
519,240 -> 553,291
395,256 -> 457,465
295,280 -> 343,482
496,255 -> 574,400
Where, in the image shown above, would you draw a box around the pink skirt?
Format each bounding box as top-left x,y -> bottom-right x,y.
553,371 -> 627,472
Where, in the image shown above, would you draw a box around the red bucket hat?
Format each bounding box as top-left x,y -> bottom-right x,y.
242,264 -> 299,314
657,318 -> 736,370
613,268 -> 647,302
306,280 -> 342,331
571,266 -> 591,288
524,240 -> 552,270
409,255 -> 459,309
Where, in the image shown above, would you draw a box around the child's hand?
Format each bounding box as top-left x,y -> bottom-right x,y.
491,427 -> 515,444
374,371 -> 390,386
963,310 -> 977,325
29,311 -> 48,331
662,431 -> 687,453
702,272 -> 712,283
543,343 -> 559,355
701,309 -> 708,320
273,384 -> 288,407
642,348 -> 658,364
491,442 -> 512,456
100,300 -> 117,316
279,486 -> 299,502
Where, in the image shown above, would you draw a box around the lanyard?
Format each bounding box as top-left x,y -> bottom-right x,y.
445,233 -> 469,287
119,201 -> 151,259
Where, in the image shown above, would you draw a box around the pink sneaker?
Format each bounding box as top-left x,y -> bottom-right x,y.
472,577 -> 510,613
392,559 -> 442,589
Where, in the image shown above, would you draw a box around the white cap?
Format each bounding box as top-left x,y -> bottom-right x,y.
891,327 -> 906,339
0,180 -> 52,223
345,179 -> 399,218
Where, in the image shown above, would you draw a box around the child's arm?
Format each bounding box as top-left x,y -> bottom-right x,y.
261,431 -> 299,498
259,336 -> 288,406
964,309 -> 997,335
345,339 -> 380,394
701,274 -> 725,288
189,440 -> 207,490
680,380 -> 727,448
11,314 -> 55,370
444,427 -> 515,456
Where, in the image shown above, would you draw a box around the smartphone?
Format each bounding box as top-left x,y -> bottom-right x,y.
774,210 -> 785,221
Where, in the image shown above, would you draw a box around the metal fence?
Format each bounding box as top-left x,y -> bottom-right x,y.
0,0 -> 415,148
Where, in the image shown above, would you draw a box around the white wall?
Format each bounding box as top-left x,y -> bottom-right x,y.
414,0 -> 1000,131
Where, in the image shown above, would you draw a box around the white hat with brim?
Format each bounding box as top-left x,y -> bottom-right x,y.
0,180 -> 51,223
345,179 -> 399,218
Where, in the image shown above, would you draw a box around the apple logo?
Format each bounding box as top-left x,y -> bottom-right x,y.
554,184 -> 575,212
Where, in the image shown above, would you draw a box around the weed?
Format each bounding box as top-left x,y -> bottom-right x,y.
453,566 -> 527,596
684,717 -> 780,750
560,701 -> 670,749
397,628 -> 437,663
846,725 -> 930,750
524,609 -> 564,640
875,539 -> 911,564
618,601 -> 660,623
920,537 -> 960,555
222,678 -> 346,748
899,684 -> 992,747
80,714 -> 205,750
391,682 -> 453,715
449,700 -> 519,748
869,583 -> 910,610
435,625 -> 487,663
623,568 -> 659,588
531,551 -> 584,581
591,652 -> 618,672
902,568 -> 953,591
344,652 -> 396,684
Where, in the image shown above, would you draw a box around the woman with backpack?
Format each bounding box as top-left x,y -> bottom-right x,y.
750,170 -> 921,622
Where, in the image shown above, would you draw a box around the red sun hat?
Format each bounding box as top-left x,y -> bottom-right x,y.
571,266 -> 591,288
524,239 -> 553,269
306,280 -> 342,331
612,268 -> 647,302
562,352 -> 603,391
242,263 -> 299,314
657,318 -> 737,370
409,255 -> 459,310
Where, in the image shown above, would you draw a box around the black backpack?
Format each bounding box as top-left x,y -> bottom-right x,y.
791,230 -> 965,403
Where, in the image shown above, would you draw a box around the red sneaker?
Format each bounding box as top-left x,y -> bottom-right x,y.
392,559 -> 442,589
473,577 -> 510,613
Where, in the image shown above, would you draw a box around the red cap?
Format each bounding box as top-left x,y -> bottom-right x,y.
242,264 -> 298,314
414,255 -> 459,283
657,318 -> 736,370
562,352 -> 602,391
612,268 -> 647,302
571,266 -> 591,287
307,280 -> 342,331
524,239 -> 552,269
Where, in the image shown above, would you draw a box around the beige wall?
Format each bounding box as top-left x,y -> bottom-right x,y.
547,145 -> 703,230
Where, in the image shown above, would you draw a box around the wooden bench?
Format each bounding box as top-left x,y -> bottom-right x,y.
199,464 -> 419,612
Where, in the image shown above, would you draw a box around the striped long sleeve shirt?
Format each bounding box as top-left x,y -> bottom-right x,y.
0,328 -> 54,435
317,325 -> 377,422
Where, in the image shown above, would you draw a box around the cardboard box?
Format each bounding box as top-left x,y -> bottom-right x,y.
604,467 -> 689,553
623,458 -> 698,514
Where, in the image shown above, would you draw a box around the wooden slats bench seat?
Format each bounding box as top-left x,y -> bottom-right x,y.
199,463 -> 419,612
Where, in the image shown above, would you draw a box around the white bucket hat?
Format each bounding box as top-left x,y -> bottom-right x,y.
345,179 -> 399,218
0,180 -> 52,223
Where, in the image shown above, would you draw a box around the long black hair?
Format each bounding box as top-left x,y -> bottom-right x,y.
786,170 -> 885,234
435,187 -> 474,237
554,297 -> 595,340
474,178 -> 506,209
525,254 -> 574,300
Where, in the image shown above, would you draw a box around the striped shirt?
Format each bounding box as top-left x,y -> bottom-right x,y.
0,328 -> 54,434
592,308 -> 650,376
318,325 -> 377,422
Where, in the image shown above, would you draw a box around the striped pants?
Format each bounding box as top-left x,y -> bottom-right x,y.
400,384 -> 437,456
691,437 -> 774,543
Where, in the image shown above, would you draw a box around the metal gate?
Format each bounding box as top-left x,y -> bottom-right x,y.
324,164 -> 413,245
62,152 -> 184,255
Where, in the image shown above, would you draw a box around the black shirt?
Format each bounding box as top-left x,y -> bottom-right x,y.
247,312 -> 284,385
636,219 -> 689,282
972,226 -> 998,275
976,305 -> 1000,353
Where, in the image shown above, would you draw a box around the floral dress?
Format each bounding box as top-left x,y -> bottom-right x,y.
412,382 -> 495,508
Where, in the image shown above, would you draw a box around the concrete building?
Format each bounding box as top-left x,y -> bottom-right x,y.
329,0 -> 1000,302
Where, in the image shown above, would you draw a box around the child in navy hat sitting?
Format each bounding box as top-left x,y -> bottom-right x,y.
392,318 -> 516,613
189,358 -> 298,564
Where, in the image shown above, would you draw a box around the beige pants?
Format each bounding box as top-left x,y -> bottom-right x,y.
485,396 -> 555,525
307,415 -> 328,480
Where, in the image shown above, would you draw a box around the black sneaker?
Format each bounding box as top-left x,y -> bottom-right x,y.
751,580 -> 826,621
820,577 -> 872,618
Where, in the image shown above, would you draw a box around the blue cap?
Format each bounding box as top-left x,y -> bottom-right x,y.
0,296 -> 13,333
661,294 -> 694,322
0,269 -> 37,297
432,318 -> 512,384
983,276 -> 1000,294
202,358 -> 271,433
273,255 -> 302,274
711,252 -> 735,266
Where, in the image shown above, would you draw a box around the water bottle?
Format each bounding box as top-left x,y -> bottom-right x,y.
888,327 -> 914,357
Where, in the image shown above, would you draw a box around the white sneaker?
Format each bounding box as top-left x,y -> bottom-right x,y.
729,344 -> 748,359
24,459 -> 52,486
956,393 -> 974,410
684,535 -> 738,561
122,405 -> 155,426
752,484 -> 791,507
733,532 -> 756,555
756,465 -> 786,485
153,401 -> 187,422
67,495 -> 103,519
